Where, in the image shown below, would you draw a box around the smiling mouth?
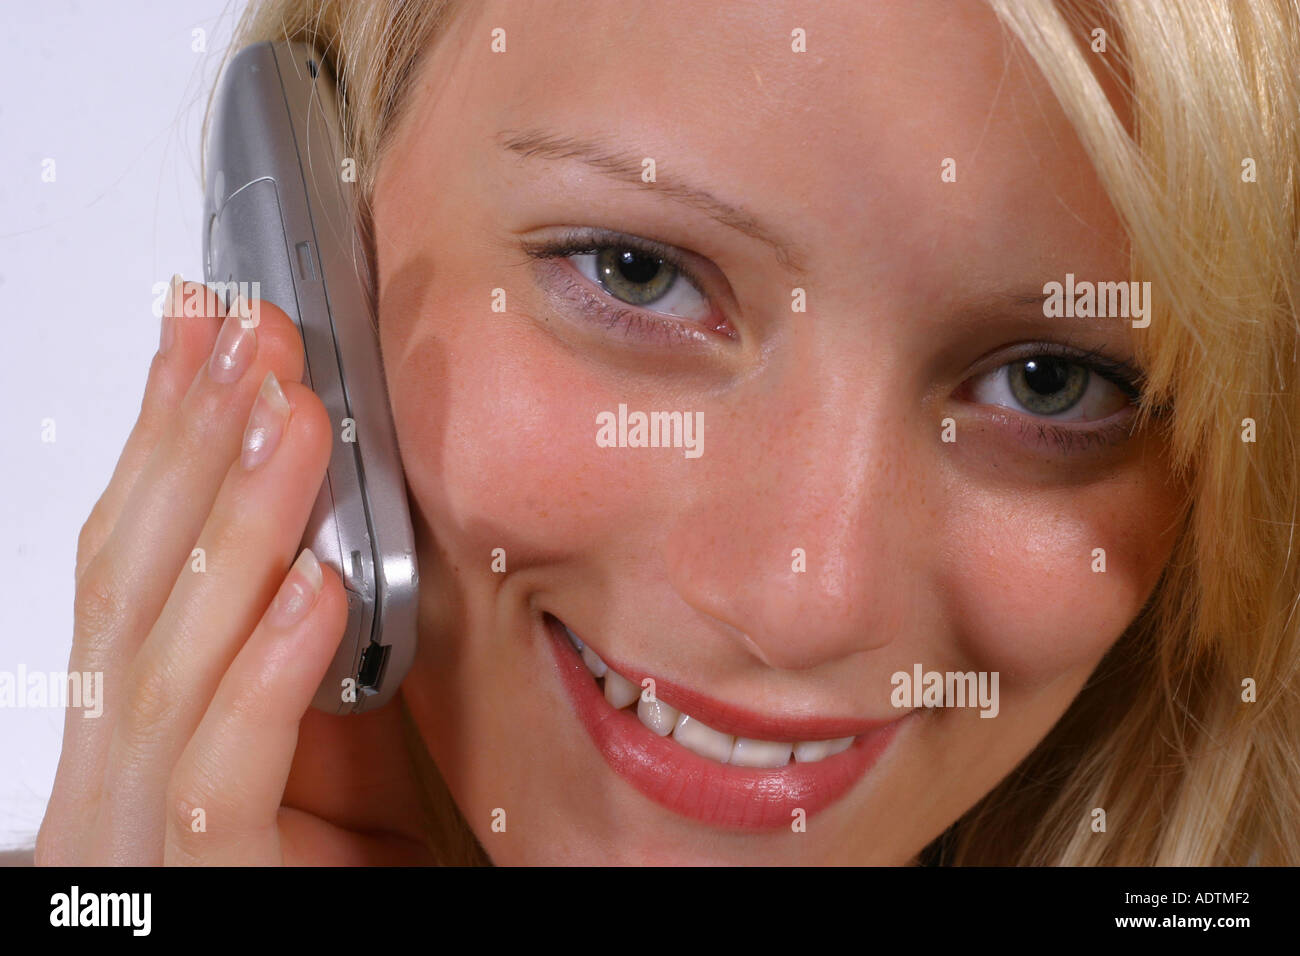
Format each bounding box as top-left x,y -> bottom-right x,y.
543,614 -> 912,830
562,623 -> 857,767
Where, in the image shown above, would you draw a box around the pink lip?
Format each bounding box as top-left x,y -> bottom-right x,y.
544,615 -> 911,830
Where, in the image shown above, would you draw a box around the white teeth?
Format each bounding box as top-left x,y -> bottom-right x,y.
580,645 -> 608,678
563,625 -> 584,653
637,695 -> 680,736
672,713 -> 735,763
562,622 -> 858,766
793,740 -> 832,763
730,737 -> 794,768
603,669 -> 640,709
793,736 -> 855,763
563,624 -> 607,679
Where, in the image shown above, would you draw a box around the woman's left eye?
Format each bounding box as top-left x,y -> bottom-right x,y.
967,354 -> 1135,422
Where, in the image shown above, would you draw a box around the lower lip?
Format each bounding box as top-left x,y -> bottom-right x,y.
544,616 -> 908,830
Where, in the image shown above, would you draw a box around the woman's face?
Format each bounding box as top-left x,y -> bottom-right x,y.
373,0 -> 1182,863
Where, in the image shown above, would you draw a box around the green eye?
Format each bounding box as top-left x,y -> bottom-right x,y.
595,248 -> 677,306
1007,357 -> 1089,415
521,228 -> 722,335
968,351 -> 1134,423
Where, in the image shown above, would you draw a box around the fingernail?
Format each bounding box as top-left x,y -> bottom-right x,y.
241,371 -> 291,470
159,274 -> 182,354
208,310 -> 258,383
267,548 -> 323,629
230,293 -> 261,330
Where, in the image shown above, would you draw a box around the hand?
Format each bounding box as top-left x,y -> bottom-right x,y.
36,279 -> 432,865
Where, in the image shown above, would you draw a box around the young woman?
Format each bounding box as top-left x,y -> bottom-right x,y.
38,0 -> 1300,864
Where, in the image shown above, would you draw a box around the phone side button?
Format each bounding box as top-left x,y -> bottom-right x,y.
295,240 -> 318,281
342,587 -> 365,709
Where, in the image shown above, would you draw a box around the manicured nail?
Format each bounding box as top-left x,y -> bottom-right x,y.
208,310 -> 258,383
159,274 -> 182,355
241,371 -> 290,470
229,294 -> 261,330
267,548 -> 324,629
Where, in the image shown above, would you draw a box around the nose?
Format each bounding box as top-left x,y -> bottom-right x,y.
662,365 -> 931,670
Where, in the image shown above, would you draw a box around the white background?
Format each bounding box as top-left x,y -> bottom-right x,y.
0,0 -> 235,851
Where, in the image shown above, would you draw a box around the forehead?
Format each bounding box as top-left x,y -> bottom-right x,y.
402,0 -> 1124,292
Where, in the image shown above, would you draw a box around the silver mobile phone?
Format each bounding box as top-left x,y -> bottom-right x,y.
203,41 -> 418,715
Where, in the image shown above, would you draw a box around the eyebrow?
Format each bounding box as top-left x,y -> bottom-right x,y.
956,290 -> 1136,335
959,292 -> 1056,323
496,126 -> 810,274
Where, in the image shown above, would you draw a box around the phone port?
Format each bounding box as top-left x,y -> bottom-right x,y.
357,642 -> 390,693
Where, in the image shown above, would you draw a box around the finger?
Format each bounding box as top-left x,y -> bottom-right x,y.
163,550 -> 348,865
89,375 -> 333,863
74,278 -> 225,584
65,297 -> 303,714
53,302 -> 307,863
42,277 -> 238,865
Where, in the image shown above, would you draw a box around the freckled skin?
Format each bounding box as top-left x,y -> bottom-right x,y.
372,0 -> 1183,863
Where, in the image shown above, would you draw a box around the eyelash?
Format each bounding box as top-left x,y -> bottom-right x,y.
520,228 -> 1147,453
520,227 -> 729,345
1027,343 -> 1143,402
1018,415 -> 1136,454
981,342 -> 1144,453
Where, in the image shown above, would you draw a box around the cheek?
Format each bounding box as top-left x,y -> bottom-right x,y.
385,297 -> 645,567
939,451 -> 1180,682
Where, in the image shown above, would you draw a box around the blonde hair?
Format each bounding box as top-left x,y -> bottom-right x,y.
213,0 -> 1300,865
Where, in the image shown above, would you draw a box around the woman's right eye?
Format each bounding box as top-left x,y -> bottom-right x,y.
568,247 -> 711,321
522,229 -> 736,344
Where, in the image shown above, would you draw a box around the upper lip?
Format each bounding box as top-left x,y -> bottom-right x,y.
558,619 -> 907,743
